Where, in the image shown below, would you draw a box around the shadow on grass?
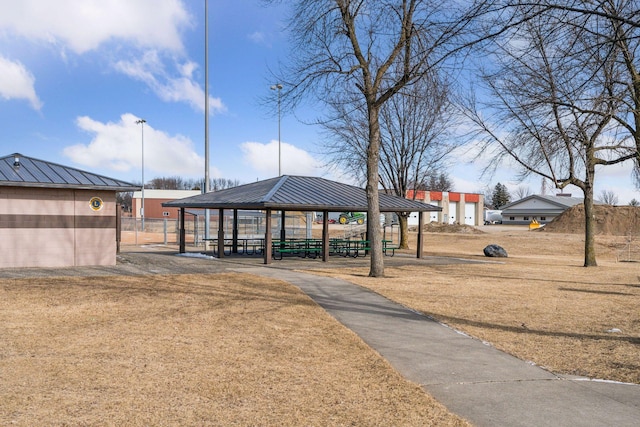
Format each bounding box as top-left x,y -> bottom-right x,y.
558,287 -> 633,296
429,312 -> 640,345
431,268 -> 640,290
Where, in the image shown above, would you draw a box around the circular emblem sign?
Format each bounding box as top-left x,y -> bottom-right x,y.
89,197 -> 104,211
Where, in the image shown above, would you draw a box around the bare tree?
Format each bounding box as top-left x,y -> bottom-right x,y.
269,0 -> 488,276
323,70 -> 459,249
463,2 -> 640,266
599,190 -> 619,206
211,178 -> 241,191
422,172 -> 454,192
148,176 -> 186,190
147,176 -> 241,191
513,186 -> 532,200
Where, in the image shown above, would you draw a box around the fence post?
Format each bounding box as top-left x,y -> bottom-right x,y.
163,218 -> 168,245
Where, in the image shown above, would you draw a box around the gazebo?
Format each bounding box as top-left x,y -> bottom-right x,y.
163,175 -> 441,264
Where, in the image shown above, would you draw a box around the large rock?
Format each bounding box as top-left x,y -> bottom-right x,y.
483,244 -> 508,258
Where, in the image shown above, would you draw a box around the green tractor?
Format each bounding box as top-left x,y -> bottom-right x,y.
338,212 -> 366,225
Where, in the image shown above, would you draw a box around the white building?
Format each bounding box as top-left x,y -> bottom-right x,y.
500,194 -> 583,225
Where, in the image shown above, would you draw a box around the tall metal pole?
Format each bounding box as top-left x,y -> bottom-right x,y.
270,84 -> 283,176
204,0 -> 211,240
136,119 -> 146,231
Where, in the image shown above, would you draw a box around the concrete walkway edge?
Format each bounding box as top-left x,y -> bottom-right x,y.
237,266 -> 640,427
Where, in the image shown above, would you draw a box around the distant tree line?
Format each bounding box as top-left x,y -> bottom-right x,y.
146,176 -> 241,191
410,172 -> 454,193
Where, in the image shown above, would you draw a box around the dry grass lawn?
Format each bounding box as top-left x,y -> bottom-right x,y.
306,228 -> 640,384
0,273 -> 468,426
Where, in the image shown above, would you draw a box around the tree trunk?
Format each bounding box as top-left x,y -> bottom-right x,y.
398,213 -> 409,249
583,170 -> 597,267
367,105 -> 384,277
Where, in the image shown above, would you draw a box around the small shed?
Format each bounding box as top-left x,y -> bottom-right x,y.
0,153 -> 139,268
501,194 -> 584,225
163,175 -> 441,264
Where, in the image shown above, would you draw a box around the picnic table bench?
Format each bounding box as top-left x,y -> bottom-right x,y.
205,238 -> 264,257
328,239 -> 398,257
272,239 -> 323,260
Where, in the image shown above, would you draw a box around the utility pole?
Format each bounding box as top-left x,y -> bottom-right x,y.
135,119 -> 146,231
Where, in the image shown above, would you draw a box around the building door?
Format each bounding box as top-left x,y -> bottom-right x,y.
465,203 -> 476,226
429,201 -> 439,222
448,202 -> 457,224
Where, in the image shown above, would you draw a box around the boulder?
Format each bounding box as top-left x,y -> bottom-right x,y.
483,244 -> 508,258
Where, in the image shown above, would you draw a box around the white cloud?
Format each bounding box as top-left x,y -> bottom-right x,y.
63,113 -> 204,177
0,55 -> 42,109
247,31 -> 272,48
114,51 -> 225,113
0,1 -> 229,112
240,140 -> 322,177
0,0 -> 191,54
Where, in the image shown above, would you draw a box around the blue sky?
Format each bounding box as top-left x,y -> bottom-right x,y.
0,0 -> 638,203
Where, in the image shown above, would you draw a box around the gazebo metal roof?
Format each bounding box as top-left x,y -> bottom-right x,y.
164,175 -> 439,265
163,175 -> 441,212
0,153 -> 140,191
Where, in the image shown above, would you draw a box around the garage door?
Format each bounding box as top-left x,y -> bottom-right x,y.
448,202 -> 457,224
429,201 -> 439,222
464,203 -> 476,225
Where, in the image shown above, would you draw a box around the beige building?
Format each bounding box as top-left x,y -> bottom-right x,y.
0,153 -> 139,268
407,190 -> 485,226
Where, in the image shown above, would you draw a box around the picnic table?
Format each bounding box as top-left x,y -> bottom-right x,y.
204,237 -> 398,259
272,238 -> 398,259
271,239 -> 323,260
205,238 -> 264,256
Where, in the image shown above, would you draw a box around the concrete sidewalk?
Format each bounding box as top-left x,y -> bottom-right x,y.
238,267 -> 640,427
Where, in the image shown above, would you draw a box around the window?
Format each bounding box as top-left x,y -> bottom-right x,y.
509,217 -> 515,221
523,216 -> 529,221
540,217 -> 546,221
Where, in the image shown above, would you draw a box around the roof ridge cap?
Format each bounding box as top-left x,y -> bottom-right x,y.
261,175 -> 288,202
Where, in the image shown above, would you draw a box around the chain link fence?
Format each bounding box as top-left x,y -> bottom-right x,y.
120,212 -> 314,247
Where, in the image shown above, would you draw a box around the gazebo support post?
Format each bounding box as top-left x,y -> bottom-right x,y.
322,210 -> 329,262
116,203 -> 121,254
264,209 -> 272,264
179,208 -> 186,253
232,209 -> 239,254
417,211 -> 424,259
217,208 -> 224,258
280,210 -> 286,241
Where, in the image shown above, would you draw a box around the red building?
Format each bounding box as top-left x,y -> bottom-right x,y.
132,190 -> 201,220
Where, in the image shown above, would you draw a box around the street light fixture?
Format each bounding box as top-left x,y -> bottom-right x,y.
270,83 -> 283,176
136,118 -> 146,232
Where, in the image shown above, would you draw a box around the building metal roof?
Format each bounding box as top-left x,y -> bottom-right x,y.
0,153 -> 140,191
163,175 -> 442,212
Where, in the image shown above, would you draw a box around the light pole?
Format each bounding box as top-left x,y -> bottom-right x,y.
136,119 -> 146,231
204,0 -> 211,241
270,83 -> 283,176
